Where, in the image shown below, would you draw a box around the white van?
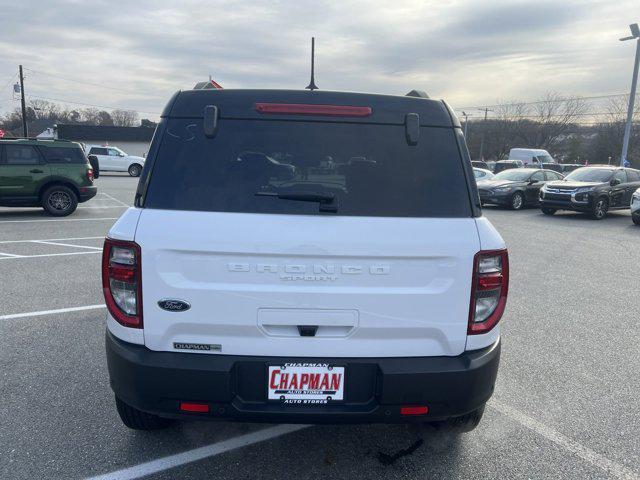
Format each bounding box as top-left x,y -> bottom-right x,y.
508,148 -> 555,166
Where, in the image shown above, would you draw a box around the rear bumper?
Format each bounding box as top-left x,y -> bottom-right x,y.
78,185 -> 98,202
106,331 -> 500,424
479,191 -> 511,205
539,198 -> 591,212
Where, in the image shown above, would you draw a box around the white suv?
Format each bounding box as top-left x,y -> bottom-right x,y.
103,89 -> 508,431
85,145 -> 145,177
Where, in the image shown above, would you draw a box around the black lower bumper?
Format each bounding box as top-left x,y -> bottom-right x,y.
479,192 -> 510,206
78,186 -> 98,202
106,331 -> 500,424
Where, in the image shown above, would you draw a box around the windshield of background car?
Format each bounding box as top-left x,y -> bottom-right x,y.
493,170 -> 532,181
565,168 -> 613,182
144,118 -> 472,217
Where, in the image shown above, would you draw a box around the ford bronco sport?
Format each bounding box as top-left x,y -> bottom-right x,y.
104,89 -> 508,431
0,138 -> 96,216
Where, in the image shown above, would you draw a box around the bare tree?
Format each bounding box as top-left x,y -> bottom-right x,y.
111,109 -> 139,127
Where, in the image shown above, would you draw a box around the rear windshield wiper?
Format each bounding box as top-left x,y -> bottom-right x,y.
255,191 -> 338,212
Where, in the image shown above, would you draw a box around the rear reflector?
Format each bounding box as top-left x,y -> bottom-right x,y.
255,103 -> 372,117
400,406 -> 429,416
179,402 -> 210,413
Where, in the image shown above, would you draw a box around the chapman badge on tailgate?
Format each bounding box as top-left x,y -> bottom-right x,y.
158,299 -> 191,312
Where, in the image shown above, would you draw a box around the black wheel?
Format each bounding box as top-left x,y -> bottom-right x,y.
590,197 -> 609,220
510,192 -> 525,210
128,163 -> 142,177
41,185 -> 78,217
541,207 -> 557,215
632,213 -> 640,225
115,396 -> 173,430
446,405 -> 485,433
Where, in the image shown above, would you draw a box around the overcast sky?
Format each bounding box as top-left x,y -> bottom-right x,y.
0,0 -> 638,120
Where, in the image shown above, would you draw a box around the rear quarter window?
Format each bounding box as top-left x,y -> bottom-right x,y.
144,119 -> 472,218
41,146 -> 87,164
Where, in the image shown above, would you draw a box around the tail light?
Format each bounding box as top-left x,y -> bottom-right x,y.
102,238 -> 142,328
87,168 -> 94,183
468,249 -> 508,334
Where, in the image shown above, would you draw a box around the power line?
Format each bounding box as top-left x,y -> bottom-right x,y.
0,72 -> 18,93
25,94 -> 161,116
453,93 -> 635,111
23,67 -> 164,97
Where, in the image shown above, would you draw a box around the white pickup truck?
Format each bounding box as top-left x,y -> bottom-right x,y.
103,88 -> 508,431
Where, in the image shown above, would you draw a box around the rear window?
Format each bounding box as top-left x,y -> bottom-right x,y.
41,146 -> 87,164
144,119 -> 471,217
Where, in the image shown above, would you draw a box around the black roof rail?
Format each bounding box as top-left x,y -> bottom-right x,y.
1,137 -> 73,142
406,90 -> 429,99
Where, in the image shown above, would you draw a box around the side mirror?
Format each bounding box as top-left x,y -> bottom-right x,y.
611,178 -> 621,186
529,179 -> 539,184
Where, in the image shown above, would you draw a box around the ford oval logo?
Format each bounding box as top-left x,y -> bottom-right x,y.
158,299 -> 191,312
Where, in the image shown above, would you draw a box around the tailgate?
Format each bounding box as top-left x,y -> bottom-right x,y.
136,210 -> 480,357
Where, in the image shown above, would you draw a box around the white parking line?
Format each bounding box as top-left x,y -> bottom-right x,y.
0,236 -> 104,244
0,217 -> 118,224
0,251 -> 101,260
32,240 -> 103,250
77,206 -> 127,210
99,192 -> 131,207
85,424 -> 308,480
490,400 -> 639,480
0,252 -> 23,257
0,304 -> 105,321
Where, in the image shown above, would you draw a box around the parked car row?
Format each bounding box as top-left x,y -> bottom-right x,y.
476,164 -> 640,224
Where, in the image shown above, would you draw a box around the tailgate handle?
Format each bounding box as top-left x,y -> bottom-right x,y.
297,325 -> 318,337
203,105 -> 219,138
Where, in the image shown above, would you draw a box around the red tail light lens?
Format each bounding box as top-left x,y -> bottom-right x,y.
400,406 -> 429,416
180,402 -> 210,413
87,168 -> 94,183
255,103 -> 372,117
468,249 -> 508,334
102,238 -> 142,328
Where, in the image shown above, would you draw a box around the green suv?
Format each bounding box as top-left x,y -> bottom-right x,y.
0,138 -> 97,216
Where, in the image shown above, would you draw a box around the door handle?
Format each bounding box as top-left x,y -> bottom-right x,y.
29,169 -> 44,173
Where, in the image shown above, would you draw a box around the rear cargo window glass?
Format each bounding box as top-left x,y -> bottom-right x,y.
41,146 -> 86,164
144,119 -> 471,217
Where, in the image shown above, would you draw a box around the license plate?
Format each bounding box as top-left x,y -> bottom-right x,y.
268,363 -> 345,404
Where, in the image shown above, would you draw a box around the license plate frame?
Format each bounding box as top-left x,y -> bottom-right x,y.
267,363 -> 346,405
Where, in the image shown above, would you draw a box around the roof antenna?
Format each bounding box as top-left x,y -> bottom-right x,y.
305,37 -> 318,91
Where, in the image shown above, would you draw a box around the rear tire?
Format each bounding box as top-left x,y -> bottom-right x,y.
590,197 -> 609,220
41,185 -> 78,217
632,213 -> 640,225
510,192 -> 524,210
541,207 -> 556,216
128,163 -> 142,177
115,396 -> 173,430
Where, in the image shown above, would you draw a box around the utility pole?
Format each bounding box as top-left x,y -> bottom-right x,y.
620,23 -> 640,166
19,65 -> 28,137
478,107 -> 492,161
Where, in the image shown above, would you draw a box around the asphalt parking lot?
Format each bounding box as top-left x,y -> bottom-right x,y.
1,174 -> 639,480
